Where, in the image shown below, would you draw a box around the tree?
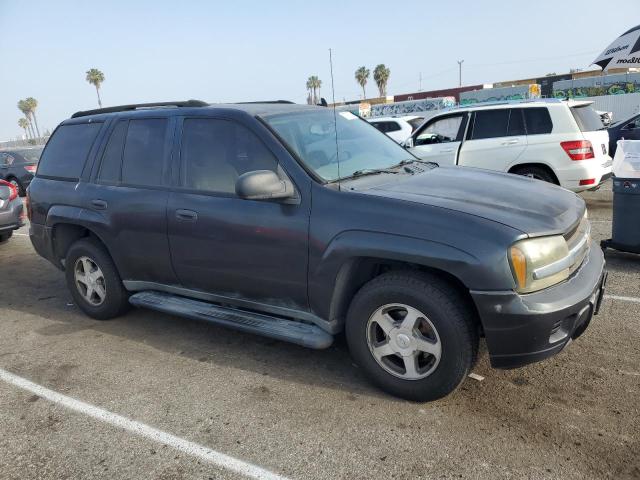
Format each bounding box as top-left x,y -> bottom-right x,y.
18,118 -> 30,140
17,100 -> 36,139
355,66 -> 370,100
24,97 -> 41,138
307,76 -> 322,105
373,64 -> 391,97
86,68 -> 105,107
306,78 -> 314,105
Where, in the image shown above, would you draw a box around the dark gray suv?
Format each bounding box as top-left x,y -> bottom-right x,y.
28,100 -> 606,401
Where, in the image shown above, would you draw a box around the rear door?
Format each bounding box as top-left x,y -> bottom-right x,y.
84,116 -> 178,285
167,116 -> 310,309
458,108 -> 527,171
408,113 -> 467,166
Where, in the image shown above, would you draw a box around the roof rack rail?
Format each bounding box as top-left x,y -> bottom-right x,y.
71,100 -> 208,118
234,100 -> 295,104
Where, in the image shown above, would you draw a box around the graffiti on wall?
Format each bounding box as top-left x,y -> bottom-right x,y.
369,97 -> 455,117
553,81 -> 639,98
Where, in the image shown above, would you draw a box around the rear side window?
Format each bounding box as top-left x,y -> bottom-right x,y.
37,123 -> 101,179
121,119 -> 167,186
470,109 -> 509,140
570,106 -> 604,132
98,121 -> 127,182
523,108 -> 553,135
507,109 -> 526,136
385,122 -> 401,133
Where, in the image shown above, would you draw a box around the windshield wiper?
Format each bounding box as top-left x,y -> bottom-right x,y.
350,168 -> 399,178
394,158 -> 439,168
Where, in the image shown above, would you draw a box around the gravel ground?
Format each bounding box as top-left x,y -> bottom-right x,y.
0,181 -> 638,480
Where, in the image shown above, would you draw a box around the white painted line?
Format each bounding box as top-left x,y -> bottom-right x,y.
468,373 -> 484,381
13,232 -> 28,236
0,368 -> 289,480
604,294 -> 640,304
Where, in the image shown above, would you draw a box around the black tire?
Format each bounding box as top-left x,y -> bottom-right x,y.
513,166 -> 557,184
7,177 -> 25,196
64,238 -> 130,320
345,271 -> 478,402
0,231 -> 12,243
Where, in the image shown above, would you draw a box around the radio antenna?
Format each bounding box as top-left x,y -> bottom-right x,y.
329,48 -> 341,190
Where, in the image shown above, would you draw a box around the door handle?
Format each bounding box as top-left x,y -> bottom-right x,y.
91,199 -> 108,210
440,148 -> 455,153
501,139 -> 519,145
176,209 -> 198,222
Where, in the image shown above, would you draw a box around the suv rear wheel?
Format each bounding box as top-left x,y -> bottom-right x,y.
345,271 -> 478,402
513,166 -> 556,184
65,238 -> 130,320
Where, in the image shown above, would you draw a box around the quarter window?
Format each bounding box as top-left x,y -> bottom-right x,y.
507,109 -> 526,136
121,119 -> 167,186
524,108 -> 553,135
37,123 -> 102,179
180,118 -> 278,194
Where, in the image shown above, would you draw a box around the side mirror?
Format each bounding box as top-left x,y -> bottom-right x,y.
403,137 -> 414,149
235,170 -> 297,202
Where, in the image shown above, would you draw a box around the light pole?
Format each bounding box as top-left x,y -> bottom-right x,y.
457,60 -> 464,87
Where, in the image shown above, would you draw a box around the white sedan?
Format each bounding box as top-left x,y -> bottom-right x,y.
368,116 -> 425,143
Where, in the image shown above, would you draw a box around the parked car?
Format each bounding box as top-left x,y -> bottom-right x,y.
0,179 -> 24,243
29,101 -> 606,401
608,112 -> 640,157
0,147 -> 43,196
404,99 -> 612,192
368,115 -> 425,143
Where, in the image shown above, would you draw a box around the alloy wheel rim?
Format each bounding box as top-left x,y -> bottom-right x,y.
366,303 -> 442,380
74,256 -> 106,306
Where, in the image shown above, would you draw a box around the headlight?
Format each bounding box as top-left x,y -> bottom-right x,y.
508,235 -> 569,293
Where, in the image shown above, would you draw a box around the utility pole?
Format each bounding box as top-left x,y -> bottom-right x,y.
457,60 -> 464,87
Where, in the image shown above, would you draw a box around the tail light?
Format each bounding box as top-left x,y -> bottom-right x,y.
561,140 -> 595,160
24,165 -> 37,174
579,179 -> 596,186
0,179 -> 18,201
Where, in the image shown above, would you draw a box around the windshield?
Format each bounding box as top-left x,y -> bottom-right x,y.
263,109 -> 417,181
15,148 -> 43,162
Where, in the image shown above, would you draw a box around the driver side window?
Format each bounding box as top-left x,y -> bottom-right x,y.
415,116 -> 463,146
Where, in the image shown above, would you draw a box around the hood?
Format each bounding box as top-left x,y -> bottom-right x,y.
354,166 -> 585,237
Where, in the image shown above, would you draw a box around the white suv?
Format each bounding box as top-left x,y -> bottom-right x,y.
404,100 -> 612,192
368,116 -> 425,143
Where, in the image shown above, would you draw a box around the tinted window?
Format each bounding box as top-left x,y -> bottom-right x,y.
570,106 -> 603,132
14,148 -> 42,162
470,109 -> 509,140
407,117 -> 425,131
98,121 -> 127,182
37,123 -> 101,179
370,121 -> 386,132
507,109 -> 526,136
524,108 -> 553,135
121,119 -> 167,186
385,122 -> 401,133
181,118 -> 278,194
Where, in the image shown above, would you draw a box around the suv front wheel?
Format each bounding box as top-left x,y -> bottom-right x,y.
65,238 -> 130,320
346,271 -> 478,402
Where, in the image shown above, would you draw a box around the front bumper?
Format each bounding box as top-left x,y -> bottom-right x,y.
471,244 -> 606,369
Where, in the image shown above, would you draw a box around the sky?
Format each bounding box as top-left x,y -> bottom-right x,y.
0,0 -> 637,140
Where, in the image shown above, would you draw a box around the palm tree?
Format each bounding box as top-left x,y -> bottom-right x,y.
307,76 -> 322,104
306,78 -> 314,105
373,64 -> 391,97
86,68 -> 105,107
18,118 -> 30,140
355,66 -> 370,100
17,100 -> 36,139
24,97 -> 41,138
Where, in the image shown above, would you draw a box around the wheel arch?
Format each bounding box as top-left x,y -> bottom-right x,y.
508,162 -> 559,184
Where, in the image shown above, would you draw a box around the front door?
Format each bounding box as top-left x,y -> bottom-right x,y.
167,117 -> 310,310
408,113 -> 467,166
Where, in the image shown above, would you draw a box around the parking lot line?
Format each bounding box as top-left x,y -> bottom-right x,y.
0,368 -> 289,480
605,294 -> 640,304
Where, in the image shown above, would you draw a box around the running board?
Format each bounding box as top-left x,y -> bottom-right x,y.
129,291 -> 333,349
